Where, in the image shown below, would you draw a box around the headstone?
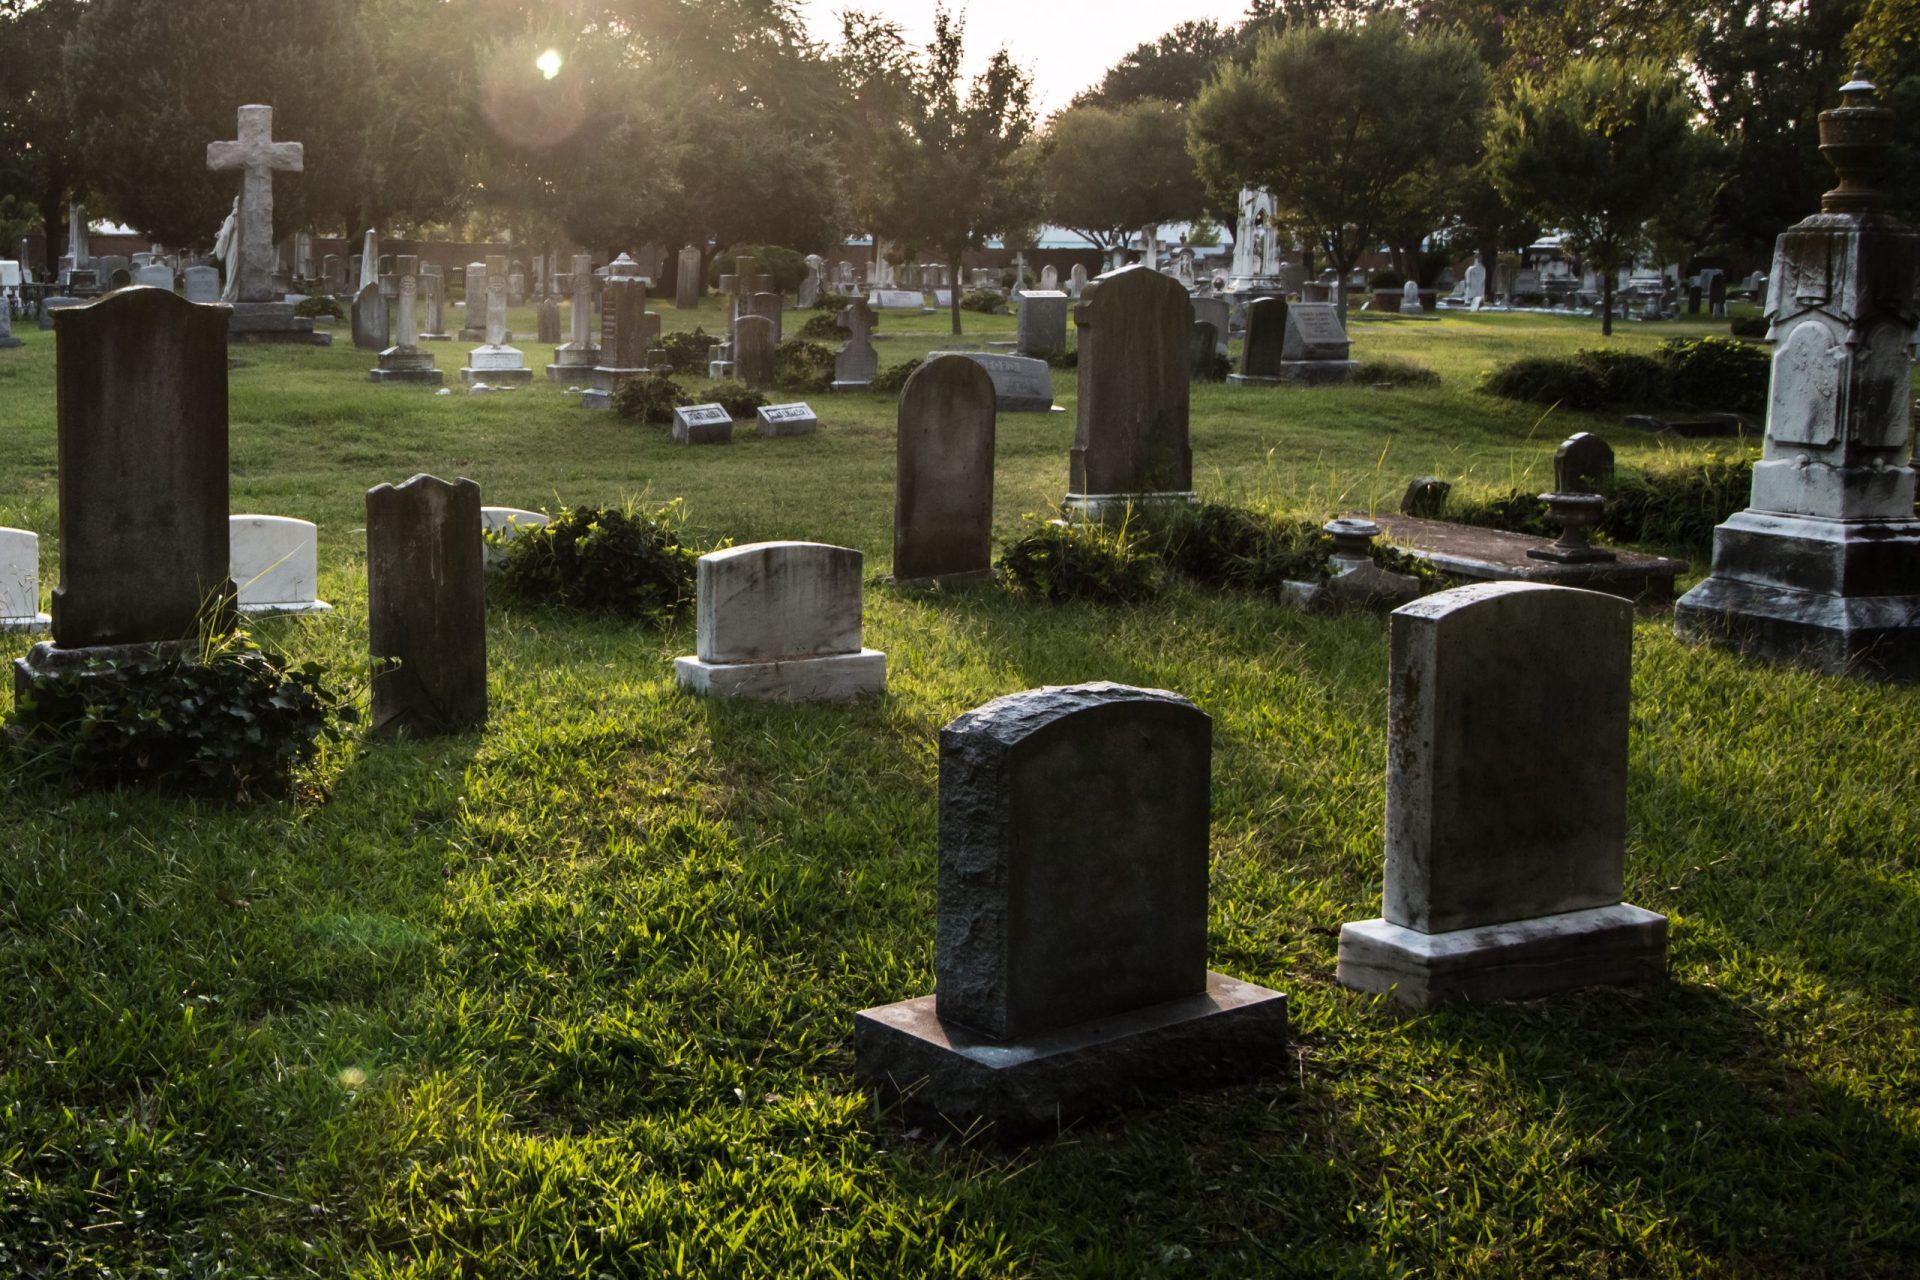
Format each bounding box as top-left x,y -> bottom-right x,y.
459,260 -> 486,340
107,267 -> 132,290
0,528 -> 50,633
182,265 -> 221,304
229,515 -> 330,615
1040,264 -> 1059,290
854,682 -> 1288,1138
419,266 -> 450,341
672,403 -> 734,445
536,295 -> 560,343
1066,264 -> 1089,297
132,263 -> 173,291
37,297 -> 84,330
1676,70 -> 1920,679
1463,254 -> 1487,310
1228,297 -> 1287,384
1400,476 -> 1451,518
925,350 -> 1053,413
352,281 -> 387,350
1065,266 -> 1194,518
14,290 -> 233,704
675,245 -> 701,309
1337,583 -> 1667,1005
1401,280 -> 1424,315
834,298 -> 878,390
1687,284 -> 1703,315
460,254 -> 531,385
1189,320 -> 1220,383
370,255 -> 442,384
1277,302 -> 1357,383
1014,290 -> 1068,359
480,506 -> 550,568
1189,295 -> 1229,355
1554,432 -> 1614,493
323,254 -> 346,296
206,105 -> 313,342
547,252 -> 601,381
749,290 -> 783,343
893,354 -> 996,585
673,542 -> 886,699
756,402 -> 818,437
365,474 -> 486,735
734,313 -> 775,389
799,255 -> 824,308
868,289 -> 925,310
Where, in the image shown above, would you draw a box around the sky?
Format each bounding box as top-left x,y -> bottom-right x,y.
800,0 -> 1251,114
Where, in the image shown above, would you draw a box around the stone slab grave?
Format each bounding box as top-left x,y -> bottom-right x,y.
1675,70 -> 1920,681
481,506 -> 551,568
365,474 -> 486,735
869,289 -> 927,310
229,515 -> 330,615
1065,265 -> 1194,519
833,297 -> 878,390
206,105 -> 324,345
461,255 -> 531,386
1228,296 -> 1287,384
673,403 -> 734,445
1277,302 -> 1356,383
0,528 -> 51,633
756,402 -> 818,437
1373,513 -> 1685,603
854,683 -> 1288,1140
14,289 -> 235,706
132,263 -> 173,291
926,350 -> 1054,413
674,542 -> 885,700
1337,583 -> 1668,1006
893,354 -> 996,586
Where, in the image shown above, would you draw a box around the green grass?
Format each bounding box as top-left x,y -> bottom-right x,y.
1,301 -> 1916,1277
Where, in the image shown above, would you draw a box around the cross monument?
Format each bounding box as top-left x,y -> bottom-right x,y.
206,105 -> 303,304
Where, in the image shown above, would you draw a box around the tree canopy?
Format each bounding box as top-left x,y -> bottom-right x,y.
1042,100 -> 1208,250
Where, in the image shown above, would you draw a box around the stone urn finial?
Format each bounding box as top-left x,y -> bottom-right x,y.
1819,64 -> 1895,213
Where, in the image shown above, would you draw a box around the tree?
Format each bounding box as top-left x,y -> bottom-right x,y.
0,0 -> 86,262
1487,57 -> 1703,336
848,8 -> 1042,336
1042,100 -> 1208,250
1187,16 -> 1489,311
1071,20 -> 1238,107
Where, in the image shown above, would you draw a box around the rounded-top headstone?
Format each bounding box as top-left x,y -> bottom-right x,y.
696,541 -> 865,665
894,354 -> 997,583
1071,265 -> 1193,498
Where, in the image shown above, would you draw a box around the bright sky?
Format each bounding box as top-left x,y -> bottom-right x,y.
801,0 -> 1250,114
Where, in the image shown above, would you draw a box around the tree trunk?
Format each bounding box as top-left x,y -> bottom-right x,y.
1601,270 -> 1614,338
1333,253 -> 1352,315
949,255 -> 963,336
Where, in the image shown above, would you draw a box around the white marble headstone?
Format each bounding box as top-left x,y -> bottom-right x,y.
674,541 -> 885,700
0,527 -> 50,633
230,515 -> 330,614
480,506 -> 551,568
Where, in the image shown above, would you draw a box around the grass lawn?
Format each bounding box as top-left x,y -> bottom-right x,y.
0,298 -> 1916,1277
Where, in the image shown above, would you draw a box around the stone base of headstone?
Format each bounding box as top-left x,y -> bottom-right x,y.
673,648 -> 884,700
419,331 -> 452,343
459,327 -> 484,342
0,335 -> 21,351
673,418 -> 733,445
459,346 -> 532,385
588,365 -> 648,392
1062,491 -> 1198,522
238,598 -> 332,618
1674,512 -> 1920,680
830,379 -> 871,392
1224,373 -> 1281,386
0,610 -> 51,634
370,347 -> 444,385
227,301 -> 328,345
546,345 -> 600,382
853,972 -> 1289,1142
886,568 -> 995,590
13,639 -> 199,710
1336,903 -> 1667,1008
1276,359 -> 1357,384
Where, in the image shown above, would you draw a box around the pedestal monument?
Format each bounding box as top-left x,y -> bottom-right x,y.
205,105 -> 323,345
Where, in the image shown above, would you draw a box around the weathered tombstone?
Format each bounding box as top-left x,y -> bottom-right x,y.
1040,264 -> 1059,290
458,260 -> 485,340
370,255 -> 442,384
1708,273 -> 1728,318
748,290 -> 784,343
672,403 -> 734,445
1228,297 -> 1288,384
1189,320 -> 1220,383
1337,583 -> 1667,1005
1687,284 -> 1703,315
1278,302 -> 1357,383
1401,280 -> 1424,315
365,474 -> 486,735
757,402 -> 818,437
893,354 -> 996,585
38,297 -> 84,330
13,290 -> 233,703
460,254 -> 530,385
229,515 -> 330,615
1400,476 -> 1451,518
581,277 -> 654,406
1065,265 -> 1194,518
1189,294 -> 1229,355
419,266 -> 450,341
1555,432 -> 1614,493
0,528 -> 50,633
926,350 -> 1053,413
734,313 -> 775,389
1014,290 -> 1068,359
1066,263 -> 1090,297
547,252 -> 601,381
854,682 -> 1288,1139
351,282 -> 387,350
1463,254 -> 1488,310
798,255 -> 823,308
536,295 -> 560,343
323,254 -> 346,296
182,265 -> 221,304
0,297 -> 15,350
675,244 -> 702,309
1676,70 -> 1920,679
868,288 -> 925,310
132,263 -> 173,291
673,542 -> 886,699
480,506 -> 550,569
206,105 -> 317,342
106,267 -> 132,290
834,297 -> 878,390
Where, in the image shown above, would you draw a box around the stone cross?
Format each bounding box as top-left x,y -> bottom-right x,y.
484,253 -> 508,347
393,255 -> 420,348
569,252 -> 594,347
205,105 -> 303,304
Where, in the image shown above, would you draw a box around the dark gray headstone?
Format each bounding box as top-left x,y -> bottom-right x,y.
1069,266 -> 1192,501
1190,320 -> 1219,383
352,282 -> 387,350
1554,432 -> 1614,493
603,278 -> 649,367
734,314 -> 775,389
1015,290 -> 1068,359
894,354 -> 996,584
536,296 -> 560,344
1239,297 -> 1287,379
1400,475 -> 1451,518
366,474 -> 486,736
47,289 -> 233,648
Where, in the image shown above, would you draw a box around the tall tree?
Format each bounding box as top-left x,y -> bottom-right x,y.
1487,57 -> 1702,336
1188,16 -> 1489,310
1042,100 -> 1208,250
849,8 -> 1042,335
1071,20 -> 1239,107
0,0 -> 86,262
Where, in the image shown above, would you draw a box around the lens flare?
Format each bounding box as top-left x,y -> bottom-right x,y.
537,49 -> 563,80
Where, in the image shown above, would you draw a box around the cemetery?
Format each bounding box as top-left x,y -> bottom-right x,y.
1,4 -> 1918,1276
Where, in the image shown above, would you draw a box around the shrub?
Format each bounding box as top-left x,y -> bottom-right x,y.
1729,314 -> 1768,339
1482,338 -> 1768,413
659,327 -> 716,374
871,358 -> 923,395
997,514 -> 1164,604
1581,349 -> 1669,406
1597,452 -> 1754,549
10,632 -> 354,801
707,245 -> 807,294
1656,336 -> 1769,413
1045,348 -> 1079,370
799,311 -> 843,340
610,372 -> 690,425
1351,357 -> 1441,388
1481,355 -> 1609,409
294,295 -> 343,319
1152,502 -> 1331,591
494,503 -> 701,623
707,380 -> 768,418
773,339 -> 836,393
1368,270 -> 1406,290
960,289 -> 1004,314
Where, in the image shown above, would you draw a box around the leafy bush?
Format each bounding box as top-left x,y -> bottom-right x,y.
997,515 -> 1164,604
799,311 -> 843,340
659,327 -> 716,374
1482,338 -> 1768,412
494,503 -> 701,623
1045,348 -> 1080,370
1729,314 -> 1768,339
1152,502 -> 1332,590
1481,355 -> 1609,409
1351,357 -> 1441,388
294,295 -> 343,319
707,245 -> 806,294
1368,270 -> 1406,289
707,380 -> 768,418
871,358 -> 923,395
1656,337 -> 1769,413
10,633 -> 354,800
773,339 -> 836,393
1580,349 -> 1669,406
610,372 -> 690,425
1597,452 -> 1754,549
960,289 -> 1004,314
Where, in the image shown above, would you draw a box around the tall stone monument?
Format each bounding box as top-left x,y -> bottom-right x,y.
369,255 -> 443,385
459,254 -> 531,385
366,474 -> 487,735
893,355 -> 997,585
675,245 -> 701,309
206,105 -> 320,344
833,297 -> 878,390
1065,266 -> 1194,519
547,253 -> 602,382
1675,69 -> 1920,681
